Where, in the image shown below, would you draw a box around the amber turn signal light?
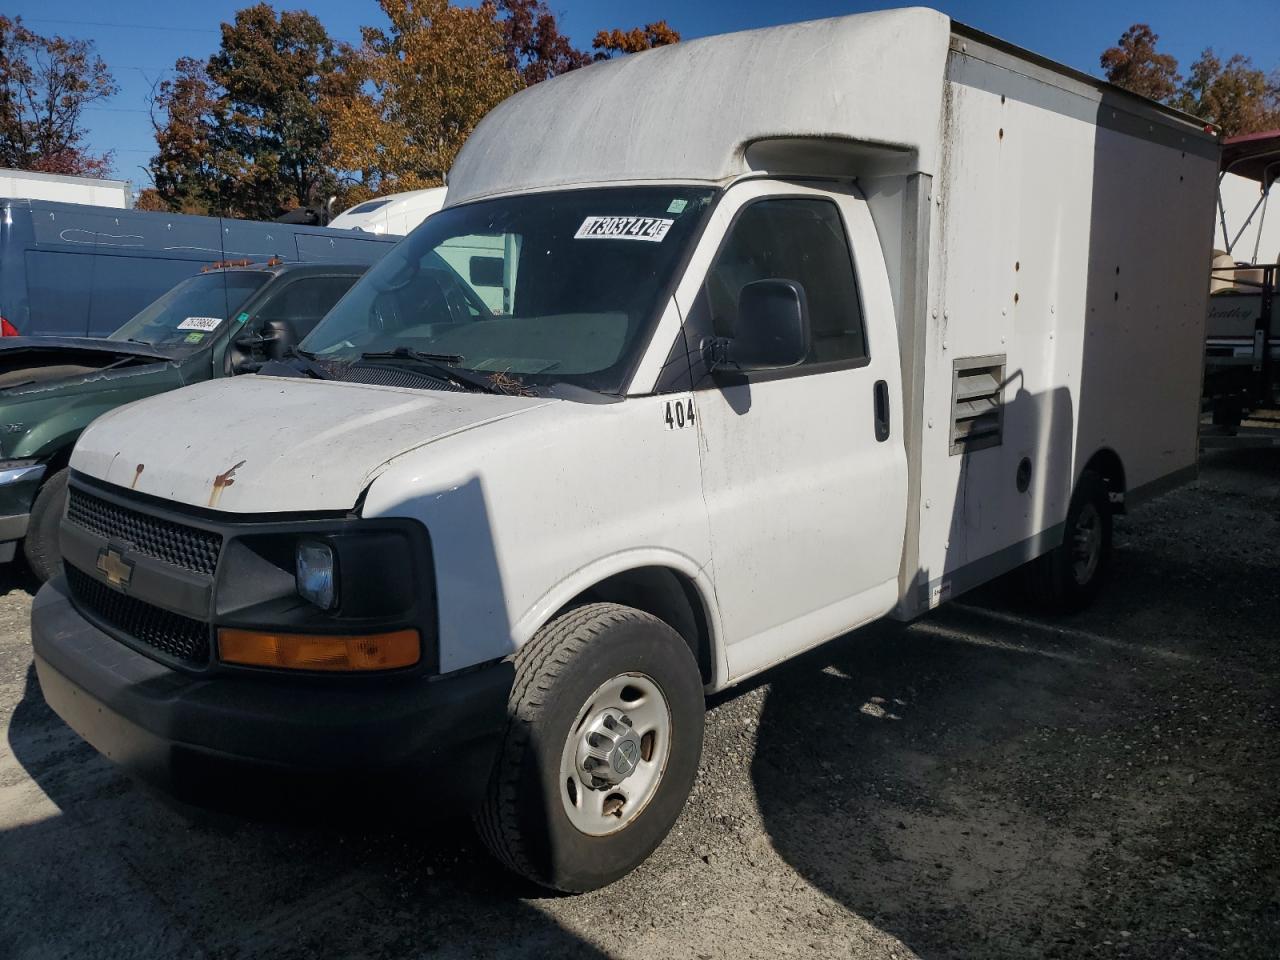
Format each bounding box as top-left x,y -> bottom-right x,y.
218,628 -> 420,672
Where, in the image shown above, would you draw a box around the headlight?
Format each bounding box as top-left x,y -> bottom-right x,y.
296,540 -> 337,610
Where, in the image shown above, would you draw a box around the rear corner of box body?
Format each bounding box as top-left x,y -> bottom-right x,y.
902,35 -> 1218,613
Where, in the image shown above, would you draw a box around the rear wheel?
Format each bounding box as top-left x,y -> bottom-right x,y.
476,602 -> 704,892
1024,469 -> 1112,613
23,467 -> 67,583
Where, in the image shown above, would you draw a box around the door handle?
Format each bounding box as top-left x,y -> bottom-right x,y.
874,379 -> 890,442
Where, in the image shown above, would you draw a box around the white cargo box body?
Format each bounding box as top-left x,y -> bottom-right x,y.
449,7 -> 1218,621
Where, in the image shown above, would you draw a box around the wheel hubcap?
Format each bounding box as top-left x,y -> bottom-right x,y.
559,673 -> 671,836
1071,502 -> 1102,585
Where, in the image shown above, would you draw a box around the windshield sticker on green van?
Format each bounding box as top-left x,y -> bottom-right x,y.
235,311 -> 250,325
574,216 -> 673,243
177,316 -> 221,331
184,332 -> 205,344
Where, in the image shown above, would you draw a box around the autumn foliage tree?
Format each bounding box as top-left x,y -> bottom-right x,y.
325,1 -> 680,203
325,0 -> 520,202
150,57 -> 222,214
1098,25 -> 1180,103
494,0 -> 592,84
1171,50 -> 1280,140
1101,24 -> 1280,138
592,21 -> 681,59
148,4 -> 352,218
0,16 -> 117,176
146,2 -> 681,214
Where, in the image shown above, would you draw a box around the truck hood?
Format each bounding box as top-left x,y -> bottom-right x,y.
0,336 -> 173,394
71,375 -> 554,513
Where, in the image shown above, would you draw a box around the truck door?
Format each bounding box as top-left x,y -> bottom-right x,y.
678,180 -> 907,680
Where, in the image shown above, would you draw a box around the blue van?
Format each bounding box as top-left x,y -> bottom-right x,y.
0,198 -> 398,338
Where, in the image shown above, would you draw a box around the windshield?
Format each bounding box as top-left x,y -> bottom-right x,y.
300,186 -> 717,393
109,271 -> 271,350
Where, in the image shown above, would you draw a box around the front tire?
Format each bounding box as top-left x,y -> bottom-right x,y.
1024,469 -> 1112,612
476,602 -> 704,892
23,467 -> 67,583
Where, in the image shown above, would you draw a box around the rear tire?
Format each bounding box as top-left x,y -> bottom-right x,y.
476,602 -> 704,892
23,467 -> 67,583
1024,469 -> 1112,613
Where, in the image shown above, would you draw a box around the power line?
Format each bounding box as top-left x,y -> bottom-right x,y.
22,17 -> 219,35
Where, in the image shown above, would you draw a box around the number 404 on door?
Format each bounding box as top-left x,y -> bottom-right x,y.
664,398 -> 695,430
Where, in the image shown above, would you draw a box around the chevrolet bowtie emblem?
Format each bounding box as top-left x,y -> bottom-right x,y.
96,547 -> 135,589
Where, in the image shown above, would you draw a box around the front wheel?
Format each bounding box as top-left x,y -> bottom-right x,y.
1023,469 -> 1112,613
23,467 -> 68,583
476,602 -> 705,892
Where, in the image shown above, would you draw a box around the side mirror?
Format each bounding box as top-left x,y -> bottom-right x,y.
707,279 -> 811,373
257,318 -> 297,361
469,255 -> 504,287
228,318 -> 296,374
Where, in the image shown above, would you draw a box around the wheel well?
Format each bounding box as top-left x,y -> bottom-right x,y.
1082,448 -> 1126,514
564,567 -> 714,685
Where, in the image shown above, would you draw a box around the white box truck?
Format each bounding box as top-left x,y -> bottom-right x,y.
31,8 -> 1217,892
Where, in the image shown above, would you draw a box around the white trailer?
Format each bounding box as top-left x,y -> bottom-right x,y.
33,8 -> 1217,894
0,168 -> 132,208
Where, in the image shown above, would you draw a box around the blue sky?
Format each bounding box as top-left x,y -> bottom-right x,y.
10,0 -> 1280,184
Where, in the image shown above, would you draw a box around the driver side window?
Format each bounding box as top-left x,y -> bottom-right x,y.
705,198 -> 868,367
256,276 -> 359,340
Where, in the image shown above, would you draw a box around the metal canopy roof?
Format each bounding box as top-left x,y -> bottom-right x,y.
1220,130 -> 1280,185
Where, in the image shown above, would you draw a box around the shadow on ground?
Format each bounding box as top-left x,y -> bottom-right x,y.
752,446 -> 1280,958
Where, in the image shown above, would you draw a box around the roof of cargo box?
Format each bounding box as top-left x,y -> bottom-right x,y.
445,7 -> 953,206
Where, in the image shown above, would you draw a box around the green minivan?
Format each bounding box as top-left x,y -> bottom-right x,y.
0,260 -> 370,579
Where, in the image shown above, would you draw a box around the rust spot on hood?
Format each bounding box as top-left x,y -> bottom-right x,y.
209,460 -> 246,508
131,463 -> 145,489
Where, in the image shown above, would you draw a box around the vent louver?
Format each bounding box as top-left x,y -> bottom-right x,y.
950,355 -> 1005,455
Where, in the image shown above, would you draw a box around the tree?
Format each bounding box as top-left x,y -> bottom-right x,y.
133,187 -> 168,211
592,21 -> 681,59
207,4 -> 352,217
1171,50 -> 1280,139
1100,24 -> 1180,103
324,0 -> 519,202
148,4 -> 351,218
493,0 -> 591,84
1101,23 -> 1280,138
0,15 -> 117,176
149,57 -> 221,214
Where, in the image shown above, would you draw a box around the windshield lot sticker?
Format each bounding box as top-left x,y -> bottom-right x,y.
184,332 -> 205,344
575,216 -> 674,243
667,199 -> 688,214
177,316 -> 221,331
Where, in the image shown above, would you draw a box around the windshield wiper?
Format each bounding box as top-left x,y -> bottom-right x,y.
356,347 -> 510,395
284,347 -> 333,380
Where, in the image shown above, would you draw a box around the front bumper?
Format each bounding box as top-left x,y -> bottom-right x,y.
32,576 -> 513,809
0,462 -> 44,561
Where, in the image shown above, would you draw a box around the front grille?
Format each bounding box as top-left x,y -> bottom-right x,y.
66,487 -> 222,575
66,565 -> 210,665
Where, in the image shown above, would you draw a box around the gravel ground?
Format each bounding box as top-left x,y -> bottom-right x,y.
2,445 -> 1278,959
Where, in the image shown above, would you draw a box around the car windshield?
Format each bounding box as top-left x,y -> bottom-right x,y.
300,186 -> 717,393
108,271 -> 271,350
